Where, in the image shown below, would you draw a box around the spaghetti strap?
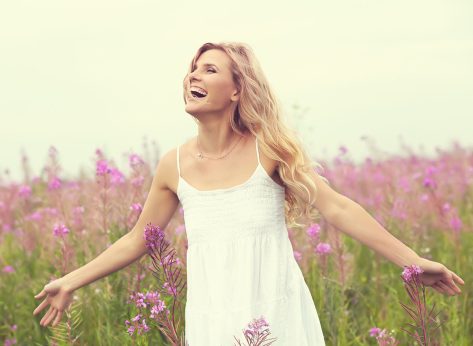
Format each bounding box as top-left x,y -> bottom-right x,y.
177,145 -> 181,177
255,136 -> 261,166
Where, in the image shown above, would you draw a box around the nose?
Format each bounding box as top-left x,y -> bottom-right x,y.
189,72 -> 201,83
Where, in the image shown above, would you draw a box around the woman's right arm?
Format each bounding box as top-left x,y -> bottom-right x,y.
62,149 -> 180,292
33,148 -> 180,326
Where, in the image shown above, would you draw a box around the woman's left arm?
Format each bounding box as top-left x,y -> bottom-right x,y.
331,199 -> 465,296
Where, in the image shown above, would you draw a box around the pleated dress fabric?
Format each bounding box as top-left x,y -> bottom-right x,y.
176,137 -> 326,346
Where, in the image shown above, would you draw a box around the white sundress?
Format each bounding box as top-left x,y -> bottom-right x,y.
176,136 -> 326,346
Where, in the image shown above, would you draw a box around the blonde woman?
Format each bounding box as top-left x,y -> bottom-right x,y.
33,42 -> 464,345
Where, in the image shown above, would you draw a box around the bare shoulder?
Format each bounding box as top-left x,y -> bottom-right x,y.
257,140 -> 284,187
155,147 -> 179,194
157,137 -> 194,195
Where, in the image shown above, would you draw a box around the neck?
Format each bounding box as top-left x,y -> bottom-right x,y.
196,128 -> 246,156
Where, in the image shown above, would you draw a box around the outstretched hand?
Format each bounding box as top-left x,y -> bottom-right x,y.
415,257 -> 465,296
32,277 -> 74,327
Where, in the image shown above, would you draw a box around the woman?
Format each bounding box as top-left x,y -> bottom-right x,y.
33,42 -> 465,345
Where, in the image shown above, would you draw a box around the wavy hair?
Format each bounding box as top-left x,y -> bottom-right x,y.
182,41 -> 330,230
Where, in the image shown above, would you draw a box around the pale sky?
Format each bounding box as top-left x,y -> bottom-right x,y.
1,0 -> 472,182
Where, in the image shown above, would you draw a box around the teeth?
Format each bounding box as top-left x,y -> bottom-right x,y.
190,86 -> 208,96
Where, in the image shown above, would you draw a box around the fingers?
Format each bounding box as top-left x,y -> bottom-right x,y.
431,283 -> 447,295
445,272 -> 462,294
40,306 -> 54,326
437,281 -> 457,296
41,307 -> 57,327
451,271 -> 465,285
52,309 -> 64,327
34,289 -> 46,300
33,298 -> 49,316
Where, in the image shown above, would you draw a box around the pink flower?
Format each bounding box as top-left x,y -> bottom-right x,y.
2,265 -> 15,273
449,215 -> 462,232
129,154 -> 145,167
245,316 -> 270,333
293,250 -> 302,262
306,223 -> 321,239
423,177 -> 436,189
143,223 -> 165,250
18,185 -> 32,198
419,194 -> 429,202
96,159 -> 111,176
175,224 -> 185,235
131,313 -> 142,322
53,224 -> 70,237
125,313 -> 150,336
442,202 -> 451,212
369,327 -> 381,337
26,211 -> 42,221
110,167 -> 125,185
4,338 -> 17,346
315,242 -> 332,255
163,281 -> 177,295
48,176 -> 62,191
150,302 -> 166,319
130,203 -> 142,213
401,264 -> 423,283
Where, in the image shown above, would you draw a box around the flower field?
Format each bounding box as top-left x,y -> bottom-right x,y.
1,142 -> 472,345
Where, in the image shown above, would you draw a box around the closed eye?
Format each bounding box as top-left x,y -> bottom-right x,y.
191,68 -> 216,73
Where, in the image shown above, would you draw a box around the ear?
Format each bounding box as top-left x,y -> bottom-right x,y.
231,88 -> 240,102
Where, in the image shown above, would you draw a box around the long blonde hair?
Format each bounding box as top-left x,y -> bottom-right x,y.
182,41 -> 330,230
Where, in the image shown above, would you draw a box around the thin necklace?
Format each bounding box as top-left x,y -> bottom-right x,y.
196,134 -> 243,160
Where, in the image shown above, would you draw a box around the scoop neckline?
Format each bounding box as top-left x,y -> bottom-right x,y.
178,163 -> 263,194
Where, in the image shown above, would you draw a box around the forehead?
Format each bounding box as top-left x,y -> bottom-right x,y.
194,49 -> 231,69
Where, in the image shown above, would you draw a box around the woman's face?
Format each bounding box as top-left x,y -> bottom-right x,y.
184,49 -> 239,116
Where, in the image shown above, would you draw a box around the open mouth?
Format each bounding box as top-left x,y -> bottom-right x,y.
190,90 -> 207,99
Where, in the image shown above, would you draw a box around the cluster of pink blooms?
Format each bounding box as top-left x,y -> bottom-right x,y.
48,176 -> 62,191
234,316 -> 277,346
129,203 -> 143,213
315,242 -> 332,255
3,324 -> 17,346
96,159 -> 112,176
441,202 -> 463,233
245,316 -> 269,334
129,153 -> 145,167
18,185 -> 32,198
143,222 -> 165,250
422,165 -> 438,189
24,207 -> 60,222
306,223 -> 321,239
125,290 -> 169,336
305,223 -> 332,255
95,157 -> 126,184
401,264 -> 423,283
369,327 -> 399,345
124,313 -> 150,336
52,223 -> 69,237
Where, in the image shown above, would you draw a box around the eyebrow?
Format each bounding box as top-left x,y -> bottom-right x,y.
192,63 -> 218,69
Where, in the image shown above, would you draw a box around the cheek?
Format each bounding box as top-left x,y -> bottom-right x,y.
210,80 -> 233,97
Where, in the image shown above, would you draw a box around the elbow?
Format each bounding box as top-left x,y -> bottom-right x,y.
327,196 -> 361,226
